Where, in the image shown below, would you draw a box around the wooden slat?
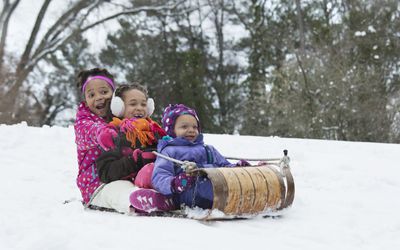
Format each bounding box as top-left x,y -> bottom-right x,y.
243,167 -> 269,213
196,168 -> 228,211
282,167 -> 295,209
257,166 -> 282,211
233,168 -> 255,214
267,166 -> 286,210
218,168 -> 242,214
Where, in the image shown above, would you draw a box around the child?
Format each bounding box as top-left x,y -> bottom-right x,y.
95,83 -> 167,189
74,68 -> 119,208
129,104 -> 249,212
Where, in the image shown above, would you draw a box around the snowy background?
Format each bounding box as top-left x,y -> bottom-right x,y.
0,123 -> 399,250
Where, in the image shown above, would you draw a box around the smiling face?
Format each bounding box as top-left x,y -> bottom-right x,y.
174,114 -> 199,142
122,89 -> 148,119
84,79 -> 113,118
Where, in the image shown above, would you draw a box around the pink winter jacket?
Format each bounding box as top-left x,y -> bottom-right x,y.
74,102 -> 108,204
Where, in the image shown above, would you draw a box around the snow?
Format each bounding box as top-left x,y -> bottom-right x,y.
0,123 -> 399,250
354,31 -> 366,37
368,26 -> 376,33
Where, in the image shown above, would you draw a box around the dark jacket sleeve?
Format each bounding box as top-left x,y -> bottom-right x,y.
95,149 -> 142,183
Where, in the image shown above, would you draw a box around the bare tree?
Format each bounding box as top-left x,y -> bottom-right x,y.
0,0 -> 183,125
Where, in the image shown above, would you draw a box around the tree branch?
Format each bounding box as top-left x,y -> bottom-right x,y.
28,1 -> 185,70
0,0 -> 20,70
31,0 -> 99,61
15,0 -> 52,75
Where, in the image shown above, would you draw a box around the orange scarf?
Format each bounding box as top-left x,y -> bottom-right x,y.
110,117 -> 166,148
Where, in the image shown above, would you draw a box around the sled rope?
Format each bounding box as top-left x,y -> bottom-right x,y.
225,156 -> 282,162
152,151 -> 197,173
226,150 -> 291,177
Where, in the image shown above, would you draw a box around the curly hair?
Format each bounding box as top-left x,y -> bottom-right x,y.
115,82 -> 149,100
76,68 -> 114,94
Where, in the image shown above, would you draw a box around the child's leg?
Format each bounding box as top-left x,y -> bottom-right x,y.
134,162 -> 154,188
91,180 -> 138,214
129,189 -> 176,213
181,178 -> 214,209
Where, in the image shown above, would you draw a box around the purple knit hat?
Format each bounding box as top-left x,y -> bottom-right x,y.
161,104 -> 200,137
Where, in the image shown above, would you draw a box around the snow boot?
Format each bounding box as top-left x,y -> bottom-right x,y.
130,189 -> 176,213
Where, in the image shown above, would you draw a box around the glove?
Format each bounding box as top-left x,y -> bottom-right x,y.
97,127 -> 118,151
132,149 -> 157,168
132,148 -> 143,162
236,159 -> 251,166
182,161 -> 197,173
121,146 -> 133,157
171,172 -> 196,193
131,148 -> 144,169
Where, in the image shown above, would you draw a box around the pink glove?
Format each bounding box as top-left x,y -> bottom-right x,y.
132,148 -> 143,163
97,127 -> 118,151
132,149 -> 156,166
236,159 -> 251,166
171,173 -> 196,193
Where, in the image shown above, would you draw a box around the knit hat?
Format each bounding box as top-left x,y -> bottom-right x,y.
161,104 -> 200,137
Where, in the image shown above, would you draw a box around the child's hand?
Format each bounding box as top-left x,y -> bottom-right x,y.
97,127 -> 118,151
182,161 -> 197,173
132,149 -> 156,168
171,173 -> 196,193
236,159 -> 251,166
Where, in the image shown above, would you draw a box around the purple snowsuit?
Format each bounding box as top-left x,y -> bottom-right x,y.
151,134 -> 234,208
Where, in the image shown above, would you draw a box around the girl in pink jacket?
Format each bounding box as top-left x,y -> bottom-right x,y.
74,68 -> 115,206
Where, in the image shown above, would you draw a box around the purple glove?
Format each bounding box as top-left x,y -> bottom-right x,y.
171,173 -> 196,193
97,127 -> 118,151
236,159 -> 251,166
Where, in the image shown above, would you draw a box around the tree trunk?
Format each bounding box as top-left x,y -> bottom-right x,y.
295,0 -> 305,57
0,0 -> 20,71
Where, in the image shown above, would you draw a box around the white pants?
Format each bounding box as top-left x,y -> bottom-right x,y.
91,180 -> 139,214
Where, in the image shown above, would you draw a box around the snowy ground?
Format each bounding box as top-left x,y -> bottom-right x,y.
0,123 -> 399,250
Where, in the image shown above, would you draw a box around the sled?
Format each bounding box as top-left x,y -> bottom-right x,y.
149,149 -> 295,221
81,151 -> 295,221
187,165 -> 294,220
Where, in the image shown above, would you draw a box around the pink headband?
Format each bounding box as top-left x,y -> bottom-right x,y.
82,75 -> 115,92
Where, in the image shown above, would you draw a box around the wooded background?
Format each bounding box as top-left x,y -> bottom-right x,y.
1,0 -> 399,143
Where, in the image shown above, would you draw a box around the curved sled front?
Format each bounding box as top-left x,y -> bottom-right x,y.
195,165 -> 295,216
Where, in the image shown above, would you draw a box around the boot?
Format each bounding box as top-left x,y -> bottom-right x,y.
130,189 -> 176,213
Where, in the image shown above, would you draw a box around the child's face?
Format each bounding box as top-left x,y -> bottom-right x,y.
122,89 -> 148,119
174,114 -> 199,142
84,79 -> 113,118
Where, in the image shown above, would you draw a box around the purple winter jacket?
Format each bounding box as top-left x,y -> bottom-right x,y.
74,102 -> 108,204
151,134 -> 234,208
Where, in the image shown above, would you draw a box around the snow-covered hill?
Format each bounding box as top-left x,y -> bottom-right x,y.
0,123 -> 399,250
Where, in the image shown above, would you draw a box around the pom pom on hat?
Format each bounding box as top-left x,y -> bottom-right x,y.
161,104 -> 200,137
